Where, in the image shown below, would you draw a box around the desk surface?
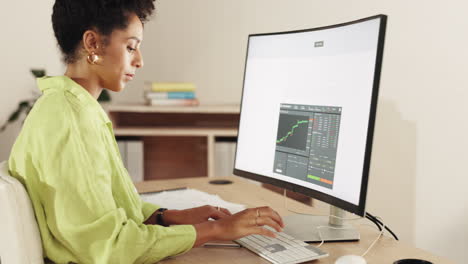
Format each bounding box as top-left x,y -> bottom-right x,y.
135,177 -> 454,264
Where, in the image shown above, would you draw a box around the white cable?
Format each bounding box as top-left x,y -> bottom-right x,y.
282,189 -> 361,248
360,216 -> 385,257
316,222 -> 387,249
316,226 -> 325,248
314,225 -> 353,248
282,188 -> 387,254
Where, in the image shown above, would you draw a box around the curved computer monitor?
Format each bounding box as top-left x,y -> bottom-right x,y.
233,15 -> 387,240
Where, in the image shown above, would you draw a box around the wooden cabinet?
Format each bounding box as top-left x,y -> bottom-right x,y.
105,104 -> 240,180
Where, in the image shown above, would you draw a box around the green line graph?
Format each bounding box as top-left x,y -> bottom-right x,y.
276,120 -> 308,144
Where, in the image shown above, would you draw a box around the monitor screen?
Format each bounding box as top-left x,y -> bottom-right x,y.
234,15 -> 387,216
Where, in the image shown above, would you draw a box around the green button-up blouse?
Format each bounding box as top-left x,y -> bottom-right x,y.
8,76 -> 196,264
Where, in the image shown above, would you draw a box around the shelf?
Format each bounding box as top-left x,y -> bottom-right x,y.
104,103 -> 240,114
107,104 -> 239,180
114,127 -> 238,137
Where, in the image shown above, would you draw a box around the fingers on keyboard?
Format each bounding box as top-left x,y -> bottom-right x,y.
257,216 -> 283,232
258,207 -> 284,228
253,226 -> 277,238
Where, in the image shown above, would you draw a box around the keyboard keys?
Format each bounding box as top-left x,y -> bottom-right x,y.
235,231 -> 328,264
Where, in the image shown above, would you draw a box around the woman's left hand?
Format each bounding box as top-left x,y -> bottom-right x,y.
161,205 -> 232,225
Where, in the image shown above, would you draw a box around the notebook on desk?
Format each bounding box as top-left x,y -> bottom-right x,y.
140,188 -> 246,213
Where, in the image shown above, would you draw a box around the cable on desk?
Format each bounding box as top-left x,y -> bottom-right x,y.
281,189 -> 399,249
365,212 -> 399,240
365,214 -> 382,231
361,216 -> 386,257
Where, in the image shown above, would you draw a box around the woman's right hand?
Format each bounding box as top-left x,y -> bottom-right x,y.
193,206 -> 285,247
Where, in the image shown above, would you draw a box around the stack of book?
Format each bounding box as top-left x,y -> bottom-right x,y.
145,82 -> 199,106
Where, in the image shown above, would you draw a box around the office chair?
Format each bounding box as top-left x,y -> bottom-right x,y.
0,161 -> 44,264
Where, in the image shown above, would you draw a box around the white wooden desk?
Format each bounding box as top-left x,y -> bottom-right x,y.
135,177 -> 454,264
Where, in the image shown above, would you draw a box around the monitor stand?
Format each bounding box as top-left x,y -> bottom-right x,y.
282,205 -> 360,243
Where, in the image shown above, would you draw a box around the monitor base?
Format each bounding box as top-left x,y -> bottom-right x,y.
283,212 -> 360,243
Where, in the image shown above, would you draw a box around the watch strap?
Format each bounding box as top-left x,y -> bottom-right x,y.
155,208 -> 168,226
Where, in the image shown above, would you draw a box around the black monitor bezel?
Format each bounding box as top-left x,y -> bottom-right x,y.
233,14 -> 387,217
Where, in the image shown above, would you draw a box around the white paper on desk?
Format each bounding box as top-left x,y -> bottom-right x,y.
140,188 -> 246,214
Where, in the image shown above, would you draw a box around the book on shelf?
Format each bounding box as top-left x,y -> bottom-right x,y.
145,82 -> 196,92
148,98 -> 200,106
144,81 -> 199,106
146,91 -> 196,100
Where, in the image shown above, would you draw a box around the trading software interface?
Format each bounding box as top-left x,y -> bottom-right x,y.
273,103 -> 342,189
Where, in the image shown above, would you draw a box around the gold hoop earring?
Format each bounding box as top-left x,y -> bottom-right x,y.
87,51 -> 99,65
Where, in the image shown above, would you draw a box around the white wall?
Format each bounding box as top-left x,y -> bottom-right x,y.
0,0 -> 466,263
0,0 -> 64,161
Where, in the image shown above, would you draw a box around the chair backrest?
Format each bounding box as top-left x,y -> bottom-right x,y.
0,161 -> 44,264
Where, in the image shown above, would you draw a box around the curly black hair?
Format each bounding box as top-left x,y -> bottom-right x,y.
52,0 -> 156,64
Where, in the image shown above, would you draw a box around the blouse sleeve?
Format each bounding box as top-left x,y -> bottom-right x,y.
30,106 -> 196,264
142,201 -> 160,222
